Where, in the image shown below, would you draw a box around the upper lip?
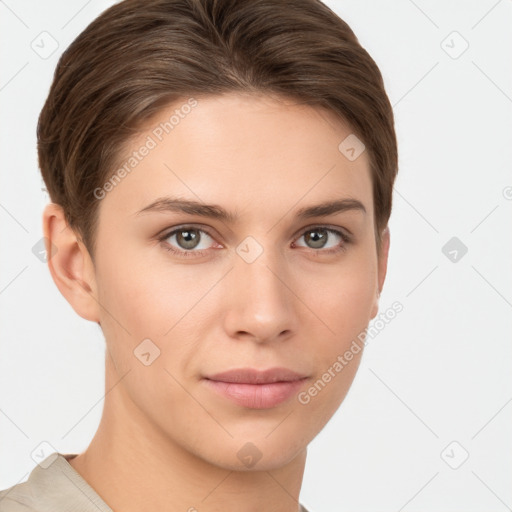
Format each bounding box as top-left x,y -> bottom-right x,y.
204,367 -> 308,384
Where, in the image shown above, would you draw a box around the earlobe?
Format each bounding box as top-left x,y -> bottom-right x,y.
42,203 -> 100,323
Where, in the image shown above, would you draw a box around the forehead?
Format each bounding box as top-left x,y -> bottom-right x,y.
98,92 -> 373,224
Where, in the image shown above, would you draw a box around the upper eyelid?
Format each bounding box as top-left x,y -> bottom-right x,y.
158,224 -> 216,241
293,223 -> 352,238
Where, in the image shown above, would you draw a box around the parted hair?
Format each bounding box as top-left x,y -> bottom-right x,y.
37,0 -> 398,261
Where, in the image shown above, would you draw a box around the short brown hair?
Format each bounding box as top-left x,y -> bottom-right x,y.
37,0 -> 398,261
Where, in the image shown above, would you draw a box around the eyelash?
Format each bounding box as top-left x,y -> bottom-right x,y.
157,225 -> 352,259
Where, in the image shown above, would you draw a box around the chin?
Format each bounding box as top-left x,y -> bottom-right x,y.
200,435 -> 308,473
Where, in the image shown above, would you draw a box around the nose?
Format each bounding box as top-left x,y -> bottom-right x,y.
221,241 -> 298,344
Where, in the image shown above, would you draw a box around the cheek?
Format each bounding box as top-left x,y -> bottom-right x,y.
297,252 -> 376,408
296,274 -> 372,429
95,248 -> 206,374
93,249 -> 163,374
96,243 -> 181,333
303,254 -> 377,342
94,254 -> 198,415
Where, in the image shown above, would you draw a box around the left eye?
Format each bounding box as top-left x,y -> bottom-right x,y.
293,227 -> 349,252
159,225 -> 350,258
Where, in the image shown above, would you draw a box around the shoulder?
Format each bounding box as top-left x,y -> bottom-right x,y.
0,452 -> 112,512
0,475 -> 41,512
0,480 -> 35,511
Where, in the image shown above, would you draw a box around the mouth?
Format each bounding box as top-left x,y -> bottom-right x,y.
202,367 -> 309,409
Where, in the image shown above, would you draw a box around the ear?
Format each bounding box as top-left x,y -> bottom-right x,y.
370,225 -> 391,319
42,203 -> 101,323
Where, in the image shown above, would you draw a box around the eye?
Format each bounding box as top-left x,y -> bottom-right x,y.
157,224 -> 352,259
293,226 -> 351,254
158,226 -> 218,258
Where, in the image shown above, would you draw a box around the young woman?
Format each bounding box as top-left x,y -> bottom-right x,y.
0,0 -> 397,510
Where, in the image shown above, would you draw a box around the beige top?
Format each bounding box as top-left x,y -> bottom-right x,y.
0,452 -> 312,512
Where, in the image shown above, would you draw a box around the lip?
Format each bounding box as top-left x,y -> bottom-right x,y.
205,367 -> 307,384
202,367 -> 309,409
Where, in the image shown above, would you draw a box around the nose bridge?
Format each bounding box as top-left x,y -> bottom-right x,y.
225,234 -> 295,340
237,234 -> 289,306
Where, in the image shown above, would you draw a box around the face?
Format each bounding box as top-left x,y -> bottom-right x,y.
65,92 -> 388,471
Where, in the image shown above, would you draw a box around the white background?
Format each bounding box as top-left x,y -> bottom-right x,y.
1,1 -> 511,511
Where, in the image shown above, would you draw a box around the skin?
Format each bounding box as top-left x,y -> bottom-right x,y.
43,92 -> 390,512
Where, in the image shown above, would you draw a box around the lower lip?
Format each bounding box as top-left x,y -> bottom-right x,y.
202,378 -> 308,409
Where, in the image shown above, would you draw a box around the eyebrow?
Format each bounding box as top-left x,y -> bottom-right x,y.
134,196 -> 366,222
